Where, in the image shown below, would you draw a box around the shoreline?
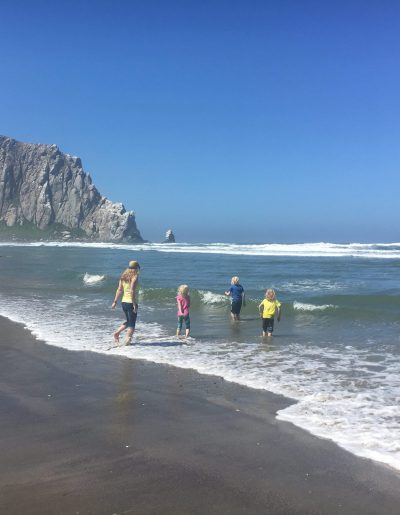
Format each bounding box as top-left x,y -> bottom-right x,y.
2,307 -> 399,473
1,315 -> 400,514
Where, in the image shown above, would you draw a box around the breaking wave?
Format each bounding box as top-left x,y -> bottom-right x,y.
83,273 -> 106,285
2,241 -> 400,259
199,290 -> 228,305
293,301 -> 338,312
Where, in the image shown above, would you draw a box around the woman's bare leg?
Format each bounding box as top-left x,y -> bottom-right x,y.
124,327 -> 134,345
114,323 -> 127,343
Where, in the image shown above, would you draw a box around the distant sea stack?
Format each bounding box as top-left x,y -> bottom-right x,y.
163,229 -> 175,243
0,136 -> 143,242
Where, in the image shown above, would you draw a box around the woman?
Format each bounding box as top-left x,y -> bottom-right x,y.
111,260 -> 140,345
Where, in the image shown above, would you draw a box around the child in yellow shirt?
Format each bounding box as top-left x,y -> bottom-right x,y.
259,289 -> 281,337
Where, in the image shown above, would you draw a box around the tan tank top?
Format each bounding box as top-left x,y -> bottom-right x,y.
121,280 -> 133,303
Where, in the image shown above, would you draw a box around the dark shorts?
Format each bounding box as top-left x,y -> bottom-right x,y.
178,315 -> 190,330
262,317 -> 274,333
122,302 -> 137,329
231,299 -> 242,315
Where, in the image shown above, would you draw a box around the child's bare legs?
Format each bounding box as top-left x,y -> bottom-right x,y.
261,318 -> 274,338
177,316 -> 190,338
177,316 -> 183,337
184,315 -> 190,338
262,331 -> 273,338
230,309 -> 240,321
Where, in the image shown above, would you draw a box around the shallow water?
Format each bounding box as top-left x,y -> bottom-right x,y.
0,241 -> 399,470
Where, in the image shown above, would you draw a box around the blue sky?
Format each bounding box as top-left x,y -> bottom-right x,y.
1,0 -> 399,242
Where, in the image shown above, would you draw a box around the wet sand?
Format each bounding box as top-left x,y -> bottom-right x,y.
0,315 -> 399,515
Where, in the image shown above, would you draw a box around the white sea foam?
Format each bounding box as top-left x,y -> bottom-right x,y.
0,293 -> 166,353
281,279 -> 342,293
199,290 -> 228,305
293,301 -> 338,312
83,273 -> 105,285
1,293 -> 399,472
277,377 -> 400,470
2,241 -> 400,259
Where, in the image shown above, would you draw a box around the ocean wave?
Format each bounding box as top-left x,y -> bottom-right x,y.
199,290 -> 228,305
83,273 -> 106,285
2,241 -> 400,259
139,287 -> 230,307
293,294 -> 400,317
280,280 -> 342,293
293,301 -> 338,312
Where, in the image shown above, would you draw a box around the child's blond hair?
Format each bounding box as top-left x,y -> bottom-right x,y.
265,288 -> 276,300
178,284 -> 190,296
231,276 -> 240,285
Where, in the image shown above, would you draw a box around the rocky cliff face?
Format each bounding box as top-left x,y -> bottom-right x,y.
0,136 -> 143,242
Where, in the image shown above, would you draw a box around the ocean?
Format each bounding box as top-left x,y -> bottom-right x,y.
0,241 -> 399,471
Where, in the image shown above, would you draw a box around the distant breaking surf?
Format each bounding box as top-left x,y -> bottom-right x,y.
1,241 -> 400,259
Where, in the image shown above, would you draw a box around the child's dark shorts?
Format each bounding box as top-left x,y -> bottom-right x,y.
178,315 -> 190,330
262,317 -> 274,333
231,300 -> 242,315
122,302 -> 137,329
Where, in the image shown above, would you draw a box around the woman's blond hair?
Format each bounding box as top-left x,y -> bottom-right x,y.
121,267 -> 139,282
266,288 -> 276,300
231,276 -> 240,285
178,284 -> 190,296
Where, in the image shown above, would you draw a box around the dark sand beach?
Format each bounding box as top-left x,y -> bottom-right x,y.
0,316 -> 399,514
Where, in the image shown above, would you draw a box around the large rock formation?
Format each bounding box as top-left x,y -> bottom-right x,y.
163,229 -> 175,243
0,135 -> 143,241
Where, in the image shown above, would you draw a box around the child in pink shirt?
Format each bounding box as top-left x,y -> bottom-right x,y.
176,284 -> 191,338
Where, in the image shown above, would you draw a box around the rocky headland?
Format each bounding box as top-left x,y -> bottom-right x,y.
0,135 -> 143,242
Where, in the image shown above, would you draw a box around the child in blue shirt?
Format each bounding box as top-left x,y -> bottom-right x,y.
225,276 -> 245,320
